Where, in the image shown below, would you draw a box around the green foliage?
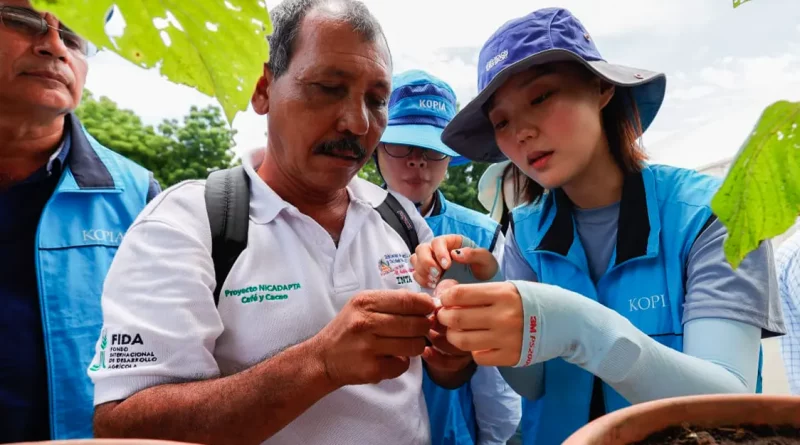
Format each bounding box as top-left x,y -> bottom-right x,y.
711,101 -> 800,267
358,158 -> 383,186
440,163 -> 491,212
76,91 -> 236,188
75,91 -> 164,170
156,105 -> 238,186
31,0 -> 271,123
733,0 -> 753,7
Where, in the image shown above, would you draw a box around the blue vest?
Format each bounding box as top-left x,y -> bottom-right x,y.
37,115 -> 153,438
510,165 -> 764,444
423,191 -> 502,445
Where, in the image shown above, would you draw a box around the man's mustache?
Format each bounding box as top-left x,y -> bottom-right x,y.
313,137 -> 367,161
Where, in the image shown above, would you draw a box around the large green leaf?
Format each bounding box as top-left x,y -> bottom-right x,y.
31,0 -> 272,123
711,101 -> 800,268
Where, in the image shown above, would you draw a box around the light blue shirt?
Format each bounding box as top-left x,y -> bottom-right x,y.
776,229 -> 800,395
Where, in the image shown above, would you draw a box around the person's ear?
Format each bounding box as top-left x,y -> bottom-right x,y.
251,63 -> 273,115
596,78 -> 615,111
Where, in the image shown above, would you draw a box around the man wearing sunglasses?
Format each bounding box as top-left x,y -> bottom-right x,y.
375,70 -> 521,445
0,1 -> 160,441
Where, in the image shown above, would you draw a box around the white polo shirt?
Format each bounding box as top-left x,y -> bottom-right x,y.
88,149 -> 434,445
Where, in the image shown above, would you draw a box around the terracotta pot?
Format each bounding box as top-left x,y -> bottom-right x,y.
564,394 -> 800,445
10,441 -> 199,445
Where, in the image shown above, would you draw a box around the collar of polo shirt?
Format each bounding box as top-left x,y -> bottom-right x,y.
244,148 -> 390,225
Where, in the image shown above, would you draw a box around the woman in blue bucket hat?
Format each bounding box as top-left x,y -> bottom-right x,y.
409,7 -> 784,443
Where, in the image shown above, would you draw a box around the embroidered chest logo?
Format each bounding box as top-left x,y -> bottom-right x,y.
379,253 -> 415,285
628,294 -> 667,312
225,283 -> 302,305
83,229 -> 125,243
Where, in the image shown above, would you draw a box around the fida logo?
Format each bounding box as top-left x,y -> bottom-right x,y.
89,328 -> 108,372
112,333 -> 144,345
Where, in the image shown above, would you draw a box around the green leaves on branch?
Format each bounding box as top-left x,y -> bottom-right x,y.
31,0 -> 272,123
76,91 -> 237,188
711,101 -> 800,268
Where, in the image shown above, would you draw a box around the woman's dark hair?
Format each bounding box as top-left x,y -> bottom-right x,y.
518,65 -> 648,204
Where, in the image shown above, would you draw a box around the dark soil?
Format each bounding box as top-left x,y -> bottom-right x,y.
631,423 -> 800,444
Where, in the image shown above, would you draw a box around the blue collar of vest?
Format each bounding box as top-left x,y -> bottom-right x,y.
531,165 -> 662,266
59,113 -> 117,191
427,190 -> 445,217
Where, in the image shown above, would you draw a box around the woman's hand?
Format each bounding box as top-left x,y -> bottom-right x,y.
410,235 -> 499,289
435,281 -> 524,367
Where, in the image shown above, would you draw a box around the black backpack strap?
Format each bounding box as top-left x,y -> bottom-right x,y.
488,224 -> 502,253
499,201 -> 511,236
375,192 -> 420,253
205,166 -> 251,306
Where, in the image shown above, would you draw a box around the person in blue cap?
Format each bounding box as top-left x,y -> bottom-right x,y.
409,7 -> 785,444
376,69 -> 521,445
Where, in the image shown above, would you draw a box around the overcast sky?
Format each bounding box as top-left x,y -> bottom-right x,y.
84,0 -> 800,169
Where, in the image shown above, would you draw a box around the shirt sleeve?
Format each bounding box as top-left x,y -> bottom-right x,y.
776,233 -> 800,395
88,181 -> 224,406
146,173 -> 162,203
469,366 -> 522,445
683,218 -> 785,337
501,228 -> 538,282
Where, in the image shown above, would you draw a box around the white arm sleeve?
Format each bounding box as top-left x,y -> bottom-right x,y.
88,181 -> 224,405
510,281 -> 759,406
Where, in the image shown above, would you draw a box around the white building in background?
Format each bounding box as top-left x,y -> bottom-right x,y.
696,158 -> 799,247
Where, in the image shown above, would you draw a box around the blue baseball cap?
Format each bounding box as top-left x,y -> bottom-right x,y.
380,70 -> 469,166
441,8 -> 667,163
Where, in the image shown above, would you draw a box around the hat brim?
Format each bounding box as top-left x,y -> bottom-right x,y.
381,124 -> 462,158
477,161 -> 512,218
441,49 -> 667,163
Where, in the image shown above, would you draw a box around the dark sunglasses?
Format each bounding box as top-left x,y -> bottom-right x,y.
0,5 -> 98,57
381,143 -> 449,161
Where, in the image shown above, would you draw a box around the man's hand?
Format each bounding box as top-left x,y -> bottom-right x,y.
313,289 -> 436,387
422,280 -> 476,388
410,235 -> 499,289
423,280 -> 473,371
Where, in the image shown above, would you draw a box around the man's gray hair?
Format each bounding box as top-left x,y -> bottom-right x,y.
266,0 -> 390,78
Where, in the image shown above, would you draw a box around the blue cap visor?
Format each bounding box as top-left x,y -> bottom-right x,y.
380,124 -> 462,158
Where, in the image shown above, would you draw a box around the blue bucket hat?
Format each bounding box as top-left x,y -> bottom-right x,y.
380,70 -> 469,166
441,7 -> 667,163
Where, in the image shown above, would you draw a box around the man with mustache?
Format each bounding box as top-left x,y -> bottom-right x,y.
375,69 -> 521,445
88,1 -> 476,444
0,0 -> 160,441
